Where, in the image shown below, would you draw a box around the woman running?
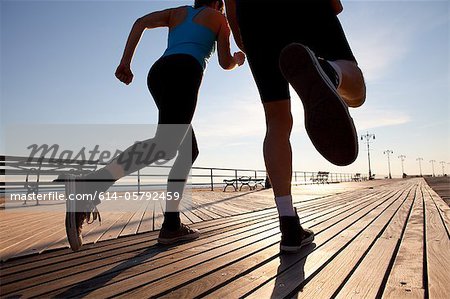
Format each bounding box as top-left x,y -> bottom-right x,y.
64,0 -> 245,251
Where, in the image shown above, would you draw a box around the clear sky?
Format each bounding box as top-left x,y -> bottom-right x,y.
1,0 -> 449,178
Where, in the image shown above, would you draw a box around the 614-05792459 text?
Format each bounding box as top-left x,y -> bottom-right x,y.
9,191 -> 180,202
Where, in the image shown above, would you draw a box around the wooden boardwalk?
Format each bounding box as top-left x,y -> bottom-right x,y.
1,178 -> 449,298
0,180 -> 380,261
425,176 -> 450,206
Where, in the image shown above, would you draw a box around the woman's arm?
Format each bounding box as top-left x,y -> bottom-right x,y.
216,14 -> 245,70
116,9 -> 172,85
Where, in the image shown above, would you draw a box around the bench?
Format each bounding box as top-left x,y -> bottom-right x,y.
352,173 -> 362,182
1,155 -> 98,205
223,179 -> 238,192
311,171 -> 329,184
223,176 -> 265,192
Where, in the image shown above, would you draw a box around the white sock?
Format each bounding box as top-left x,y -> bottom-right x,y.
275,195 -> 296,216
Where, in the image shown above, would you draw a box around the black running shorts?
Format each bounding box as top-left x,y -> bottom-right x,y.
236,0 -> 357,102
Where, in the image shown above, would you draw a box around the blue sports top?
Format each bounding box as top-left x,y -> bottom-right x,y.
162,6 -> 217,70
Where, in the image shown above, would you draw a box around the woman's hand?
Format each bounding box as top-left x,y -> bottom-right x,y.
115,63 -> 134,85
233,51 -> 246,66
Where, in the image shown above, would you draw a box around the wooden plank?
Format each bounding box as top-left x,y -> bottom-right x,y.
2,183 -> 442,297
382,183 -> 425,296
7,226 -> 67,260
184,203 -> 214,221
199,202 -> 235,218
0,212 -> 63,248
157,189 -> 396,298
153,199 -> 164,231
0,181 -> 394,265
190,187 -> 405,299
424,176 -> 450,205
1,211 -> 282,290
98,206 -> 144,241
81,211 -> 125,244
381,184 -> 417,240
382,286 -> 424,298
6,187 -> 376,297
336,238 -> 398,299
335,186 -> 417,299
306,189 -> 394,229
423,184 -> 450,299
0,211 -> 60,240
4,217 -> 282,297
136,202 -> 153,234
0,213 -> 66,261
206,184 -> 410,298
179,201 -> 203,223
119,200 -> 148,237
253,185 -> 410,299
424,185 -> 450,237
1,207 -> 279,272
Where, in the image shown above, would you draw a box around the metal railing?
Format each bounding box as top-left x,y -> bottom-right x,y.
1,155 -> 366,195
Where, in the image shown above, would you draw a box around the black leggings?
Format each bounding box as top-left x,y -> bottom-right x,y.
149,54 -> 203,212
89,54 -> 203,211
148,54 -> 203,126
149,54 -> 203,162
148,54 -> 202,161
113,54 -> 202,178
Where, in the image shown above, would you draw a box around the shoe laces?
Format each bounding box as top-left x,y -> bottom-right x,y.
180,223 -> 195,233
85,201 -> 101,225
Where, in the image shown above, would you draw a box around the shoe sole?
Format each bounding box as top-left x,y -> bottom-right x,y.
157,231 -> 200,245
279,43 -> 358,166
65,175 -> 82,251
280,233 -> 315,253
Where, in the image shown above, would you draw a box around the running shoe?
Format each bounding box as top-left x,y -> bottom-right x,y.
157,223 -> 200,245
279,209 -> 315,253
64,175 -> 101,251
279,43 -> 358,166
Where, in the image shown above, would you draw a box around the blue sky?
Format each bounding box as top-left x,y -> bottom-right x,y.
1,0 -> 449,178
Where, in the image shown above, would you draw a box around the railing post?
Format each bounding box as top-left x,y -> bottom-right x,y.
235,170 -> 238,191
304,172 -> 307,184
254,170 -> 257,179
210,168 -> 214,191
294,171 -> 298,185
137,170 -> 141,193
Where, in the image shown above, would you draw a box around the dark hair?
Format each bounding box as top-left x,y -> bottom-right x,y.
194,0 -> 224,13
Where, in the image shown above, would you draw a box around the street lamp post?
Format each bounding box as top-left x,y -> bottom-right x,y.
398,155 -> 406,178
429,160 -> 436,177
361,132 -> 375,180
416,157 -> 423,177
440,161 -> 446,176
384,150 -> 393,179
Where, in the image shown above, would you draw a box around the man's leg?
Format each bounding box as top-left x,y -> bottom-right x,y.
279,44 -> 358,166
329,60 -> 366,108
263,100 -> 315,252
262,100 -> 293,199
